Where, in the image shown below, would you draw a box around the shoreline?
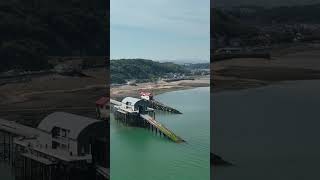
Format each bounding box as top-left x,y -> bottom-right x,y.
212,43 -> 320,93
213,66 -> 320,93
111,76 -> 210,100
211,43 -> 320,166
0,67 -> 108,126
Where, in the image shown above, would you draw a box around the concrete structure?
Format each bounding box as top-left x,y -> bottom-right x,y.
36,112 -> 105,157
0,112 -> 109,180
111,98 -> 183,143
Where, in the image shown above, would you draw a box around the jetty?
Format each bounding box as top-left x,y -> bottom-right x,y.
148,100 -> 182,114
110,97 -> 184,143
140,114 -> 184,143
140,91 -> 182,114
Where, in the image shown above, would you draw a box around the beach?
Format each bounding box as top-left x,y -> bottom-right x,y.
111,76 -> 210,100
212,43 -> 320,92
0,67 -> 108,126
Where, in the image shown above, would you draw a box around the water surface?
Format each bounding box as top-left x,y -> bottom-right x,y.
212,80 -> 320,179
111,87 -> 210,180
0,162 -> 14,180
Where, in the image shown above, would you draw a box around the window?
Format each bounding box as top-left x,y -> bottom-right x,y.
61,129 -> 67,137
52,141 -> 60,149
52,127 -> 60,138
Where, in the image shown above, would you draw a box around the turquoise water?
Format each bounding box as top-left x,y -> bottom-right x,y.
111,87 -> 210,180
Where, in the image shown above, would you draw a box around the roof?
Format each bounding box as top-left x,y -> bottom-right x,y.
0,118 -> 39,138
96,97 -> 109,106
140,92 -> 152,96
37,112 -> 101,140
121,97 -> 142,106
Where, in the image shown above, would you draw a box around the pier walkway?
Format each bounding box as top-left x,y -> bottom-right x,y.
140,114 -> 184,143
149,100 -> 182,114
111,98 -> 184,143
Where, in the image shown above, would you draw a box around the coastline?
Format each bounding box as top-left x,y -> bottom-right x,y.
212,43 -> 320,93
111,76 -> 210,100
211,43 -> 320,166
0,67 -> 108,126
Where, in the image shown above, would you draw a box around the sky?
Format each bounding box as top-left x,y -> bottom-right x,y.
110,0 -> 210,62
212,0 -> 319,7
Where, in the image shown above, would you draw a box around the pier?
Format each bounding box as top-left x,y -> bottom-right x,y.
140,114 -> 184,143
111,98 -> 184,143
148,100 -> 182,114
140,91 -> 182,114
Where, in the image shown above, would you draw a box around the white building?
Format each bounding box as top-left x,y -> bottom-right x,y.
121,97 -> 148,113
36,112 -> 106,157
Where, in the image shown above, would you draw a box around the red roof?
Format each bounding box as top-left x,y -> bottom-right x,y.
140,91 -> 152,96
96,97 -> 109,105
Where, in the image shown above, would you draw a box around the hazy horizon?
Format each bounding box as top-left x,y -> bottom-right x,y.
212,0 -> 320,7
110,0 -> 210,62
110,58 -> 209,64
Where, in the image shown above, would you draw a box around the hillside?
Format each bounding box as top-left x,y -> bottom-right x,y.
224,4 -> 320,24
211,8 -> 258,38
111,59 -> 190,84
212,4 -> 320,49
0,0 -> 108,72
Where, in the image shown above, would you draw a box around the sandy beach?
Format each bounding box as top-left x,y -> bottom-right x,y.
110,76 -> 210,100
212,43 -> 320,92
0,68 -> 108,126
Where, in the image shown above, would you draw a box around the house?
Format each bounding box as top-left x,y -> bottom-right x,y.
96,97 -> 109,120
140,91 -> 153,101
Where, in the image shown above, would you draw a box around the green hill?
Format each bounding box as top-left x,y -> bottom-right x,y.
211,8 -> 258,38
0,0 -> 108,72
111,59 -> 189,84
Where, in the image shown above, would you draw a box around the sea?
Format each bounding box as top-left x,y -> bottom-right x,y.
212,80 -> 320,179
111,87 -> 210,180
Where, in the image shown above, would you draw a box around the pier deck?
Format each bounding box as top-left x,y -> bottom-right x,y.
149,100 -> 182,114
111,98 -> 184,143
140,114 -> 184,143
